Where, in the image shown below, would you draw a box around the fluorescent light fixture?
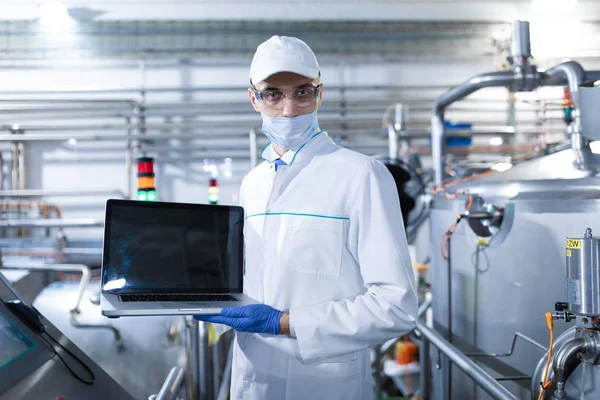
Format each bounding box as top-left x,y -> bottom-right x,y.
590,141 -> 600,154
67,138 -> 77,146
489,137 -> 503,146
38,2 -> 74,32
490,162 -> 513,172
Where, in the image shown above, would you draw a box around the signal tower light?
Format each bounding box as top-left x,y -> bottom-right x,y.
137,157 -> 156,201
208,178 -> 219,205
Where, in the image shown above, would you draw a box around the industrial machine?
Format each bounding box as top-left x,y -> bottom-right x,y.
425,19 -> 600,400
0,271 -> 134,400
531,229 -> 600,400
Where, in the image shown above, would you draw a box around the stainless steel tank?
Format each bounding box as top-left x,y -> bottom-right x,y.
32,281 -> 187,400
428,149 -> 600,399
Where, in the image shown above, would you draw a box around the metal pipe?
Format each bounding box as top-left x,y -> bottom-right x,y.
552,338 -> 585,400
415,320 -> 518,400
0,189 -> 126,198
510,20 -> 531,65
420,335 -> 431,400
10,142 -> 17,192
212,341 -> 221,400
125,116 -> 133,200
540,61 -> 586,102
216,344 -> 234,400
155,366 -> 185,400
0,218 -> 103,228
198,322 -> 211,400
0,84 -> 453,96
1,262 -> 90,309
0,152 -> 4,191
0,129 -> 542,144
0,261 -> 122,344
418,297 -> 432,318
388,124 -> 398,160
539,61 -> 596,171
186,318 -> 200,400
249,128 -> 258,168
447,236 -> 453,400
17,142 -> 25,190
571,131 -> 595,171
466,332 -> 547,358
431,60 -> 598,185
432,71 -> 520,186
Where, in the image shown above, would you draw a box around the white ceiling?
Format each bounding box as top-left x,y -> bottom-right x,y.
3,0 -> 598,21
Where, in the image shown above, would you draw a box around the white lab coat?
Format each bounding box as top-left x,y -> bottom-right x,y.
232,132 -> 417,400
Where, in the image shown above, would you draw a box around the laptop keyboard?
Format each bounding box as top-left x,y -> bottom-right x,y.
120,294 -> 239,302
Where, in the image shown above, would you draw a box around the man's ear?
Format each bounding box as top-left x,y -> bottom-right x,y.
248,88 -> 260,112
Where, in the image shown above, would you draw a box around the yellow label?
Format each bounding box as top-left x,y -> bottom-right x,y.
566,239 -> 582,249
477,238 -> 489,246
566,249 -> 572,257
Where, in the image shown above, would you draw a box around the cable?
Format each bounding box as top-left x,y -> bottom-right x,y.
40,329 -> 96,385
538,312 -> 554,400
440,194 -> 473,260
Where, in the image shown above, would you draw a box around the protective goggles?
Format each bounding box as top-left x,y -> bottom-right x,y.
252,84 -> 321,110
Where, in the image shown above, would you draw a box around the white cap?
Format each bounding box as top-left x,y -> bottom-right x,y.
250,36 -> 320,85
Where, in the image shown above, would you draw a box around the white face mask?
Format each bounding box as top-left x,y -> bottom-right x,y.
261,111 -> 320,151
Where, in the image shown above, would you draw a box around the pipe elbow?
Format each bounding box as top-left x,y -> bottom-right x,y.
552,337 -> 584,384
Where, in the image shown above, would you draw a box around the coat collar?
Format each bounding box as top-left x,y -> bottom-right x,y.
260,131 -> 326,167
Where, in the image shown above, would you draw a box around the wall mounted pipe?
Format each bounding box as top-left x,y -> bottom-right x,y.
0,218 -> 103,228
432,71 -> 523,185
0,189 -> 126,198
0,84 -> 454,96
431,62 -> 600,186
539,61 -> 598,171
539,61 -> 586,100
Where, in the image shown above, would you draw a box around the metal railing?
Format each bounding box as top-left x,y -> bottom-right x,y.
149,366 -> 185,400
415,320 -> 518,400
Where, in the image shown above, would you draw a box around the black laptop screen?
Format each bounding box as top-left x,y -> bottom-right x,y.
102,200 -> 244,294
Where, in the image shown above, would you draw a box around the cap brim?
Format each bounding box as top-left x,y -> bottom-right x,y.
251,61 -> 320,85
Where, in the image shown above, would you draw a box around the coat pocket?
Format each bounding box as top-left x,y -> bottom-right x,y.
285,354 -> 360,400
283,216 -> 345,276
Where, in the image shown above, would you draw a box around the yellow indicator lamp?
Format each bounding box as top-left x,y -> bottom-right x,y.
137,176 -> 155,189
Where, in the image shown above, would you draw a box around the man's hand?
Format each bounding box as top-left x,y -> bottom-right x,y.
194,304 -> 282,335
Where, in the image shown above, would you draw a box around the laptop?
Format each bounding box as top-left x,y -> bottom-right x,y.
100,199 -> 257,317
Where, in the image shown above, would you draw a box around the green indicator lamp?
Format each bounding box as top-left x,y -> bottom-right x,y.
208,179 -> 219,205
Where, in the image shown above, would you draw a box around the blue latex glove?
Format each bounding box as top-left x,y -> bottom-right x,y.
194,304 -> 281,335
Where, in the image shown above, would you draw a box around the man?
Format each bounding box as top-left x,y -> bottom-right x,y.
196,36 -> 417,400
